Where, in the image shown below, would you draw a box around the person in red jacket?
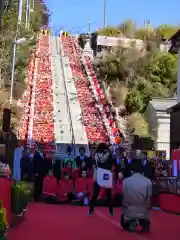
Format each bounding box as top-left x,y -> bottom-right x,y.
42,170 -> 58,203
75,170 -> 89,205
73,161 -> 86,179
57,172 -> 73,202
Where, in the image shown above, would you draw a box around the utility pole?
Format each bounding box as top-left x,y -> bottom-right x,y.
25,0 -> 29,29
18,0 -> 23,24
32,0 -> 35,11
103,0 -> 107,28
0,0 -> 5,87
88,13 -> 91,34
28,0 -> 30,30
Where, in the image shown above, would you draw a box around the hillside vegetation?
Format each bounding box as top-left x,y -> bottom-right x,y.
94,21 -> 178,137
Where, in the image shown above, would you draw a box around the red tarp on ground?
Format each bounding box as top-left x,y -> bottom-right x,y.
9,203 -> 180,240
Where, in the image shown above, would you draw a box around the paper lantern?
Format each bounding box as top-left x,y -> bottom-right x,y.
114,137 -> 121,144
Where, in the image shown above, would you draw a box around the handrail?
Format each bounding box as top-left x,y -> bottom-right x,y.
27,57 -> 38,146
58,36 -> 76,156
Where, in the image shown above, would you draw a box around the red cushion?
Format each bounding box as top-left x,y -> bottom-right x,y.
57,180 -> 73,202
0,178 -> 12,225
159,194 -> 180,214
43,176 -> 57,196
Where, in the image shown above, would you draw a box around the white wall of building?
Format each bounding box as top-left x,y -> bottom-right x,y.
156,114 -> 170,159
97,36 -> 144,49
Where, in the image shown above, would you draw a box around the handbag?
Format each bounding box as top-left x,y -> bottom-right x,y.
95,154 -> 113,188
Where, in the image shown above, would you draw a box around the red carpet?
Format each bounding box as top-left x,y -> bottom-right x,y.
9,203 -> 180,240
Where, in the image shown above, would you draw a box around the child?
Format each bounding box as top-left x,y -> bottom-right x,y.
62,161 -> 74,179
74,161 -> 88,180
63,146 -> 76,168
57,173 -> 73,202
75,170 -> 89,205
42,170 -> 57,203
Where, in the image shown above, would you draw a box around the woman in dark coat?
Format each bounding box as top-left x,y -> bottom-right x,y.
33,148 -> 46,201
88,143 -> 115,216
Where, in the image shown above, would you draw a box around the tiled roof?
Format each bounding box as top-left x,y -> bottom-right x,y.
150,98 -> 177,112
97,36 -> 144,49
168,29 -> 180,54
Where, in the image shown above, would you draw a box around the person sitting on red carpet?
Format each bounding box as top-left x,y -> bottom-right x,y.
57,172 -> 73,202
73,161 -> 90,179
75,170 -> 89,205
73,161 -> 86,178
42,170 -> 58,203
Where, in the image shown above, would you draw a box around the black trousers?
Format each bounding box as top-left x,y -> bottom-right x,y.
34,174 -> 44,201
89,181 -> 113,212
120,214 -> 150,232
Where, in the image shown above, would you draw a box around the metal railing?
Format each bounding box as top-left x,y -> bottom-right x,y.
156,176 -> 179,195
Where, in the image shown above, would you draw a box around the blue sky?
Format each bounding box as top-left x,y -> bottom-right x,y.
44,0 -> 180,34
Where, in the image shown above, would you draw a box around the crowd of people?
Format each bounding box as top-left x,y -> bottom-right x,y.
9,32 -> 173,234
4,141 -> 170,233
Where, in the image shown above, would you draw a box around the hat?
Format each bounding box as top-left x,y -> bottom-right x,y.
97,143 -> 109,153
130,158 -> 142,173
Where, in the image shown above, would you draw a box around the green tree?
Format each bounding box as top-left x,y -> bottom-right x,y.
93,20 -> 179,137
94,44 -> 178,114
95,46 -> 143,84
157,24 -> 179,39
125,51 -> 177,113
119,19 -> 136,38
97,26 -> 121,37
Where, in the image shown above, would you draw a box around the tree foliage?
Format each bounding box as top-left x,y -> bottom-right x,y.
94,43 -> 178,114
98,20 -> 179,39
97,26 -> 121,37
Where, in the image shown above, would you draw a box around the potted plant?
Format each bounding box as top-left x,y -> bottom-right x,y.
12,181 -> 30,216
0,201 -> 8,240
